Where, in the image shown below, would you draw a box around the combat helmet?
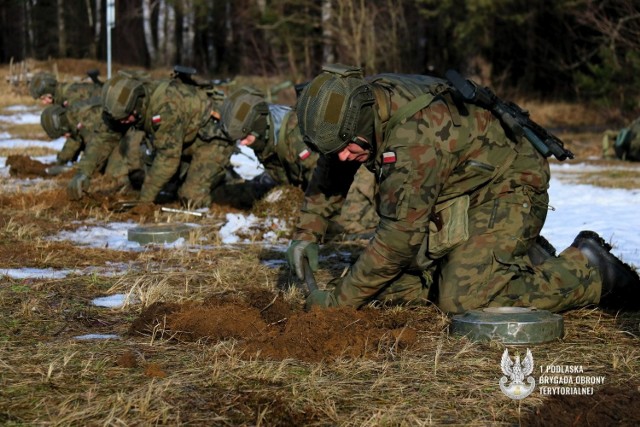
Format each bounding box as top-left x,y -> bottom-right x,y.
101,71 -> 147,121
296,64 -> 375,155
40,105 -> 71,138
220,87 -> 270,140
29,72 -> 58,99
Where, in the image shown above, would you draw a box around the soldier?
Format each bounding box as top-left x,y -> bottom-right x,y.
287,64 -> 640,312
101,71 -> 233,208
220,86 -> 378,234
29,71 -> 102,106
40,100 -> 129,199
602,117 -> 640,161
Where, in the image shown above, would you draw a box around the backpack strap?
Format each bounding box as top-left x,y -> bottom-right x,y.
383,83 -> 459,140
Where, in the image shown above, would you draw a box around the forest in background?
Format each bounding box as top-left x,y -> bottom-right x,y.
1,0 -> 639,110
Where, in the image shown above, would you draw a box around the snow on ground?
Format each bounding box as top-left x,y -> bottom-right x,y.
0,111 -> 41,125
545,164 -> 640,266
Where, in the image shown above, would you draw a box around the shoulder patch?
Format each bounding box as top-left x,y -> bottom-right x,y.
152,115 -> 162,124
382,151 -> 397,164
298,148 -> 311,160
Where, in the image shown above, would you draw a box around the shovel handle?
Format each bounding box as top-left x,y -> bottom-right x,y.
302,257 -> 318,293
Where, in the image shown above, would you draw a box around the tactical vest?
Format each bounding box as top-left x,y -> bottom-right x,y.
67,96 -> 103,138
145,80 -> 212,141
57,82 -> 101,107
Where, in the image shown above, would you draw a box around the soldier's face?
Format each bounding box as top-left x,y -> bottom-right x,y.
40,94 -> 53,105
337,137 -> 370,163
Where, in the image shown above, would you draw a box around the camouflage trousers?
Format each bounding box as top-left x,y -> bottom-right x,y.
315,186 -> 601,313
177,139 -> 235,208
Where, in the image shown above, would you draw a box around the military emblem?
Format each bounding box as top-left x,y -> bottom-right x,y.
499,348 -> 536,399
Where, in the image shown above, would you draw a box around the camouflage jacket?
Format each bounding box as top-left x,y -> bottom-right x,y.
294,74 -> 550,306
59,97 -> 122,174
54,82 -> 102,107
251,105 -> 317,188
138,79 -> 228,202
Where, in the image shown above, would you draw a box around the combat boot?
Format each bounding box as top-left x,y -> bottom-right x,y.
571,230 -> 640,310
528,235 -> 557,266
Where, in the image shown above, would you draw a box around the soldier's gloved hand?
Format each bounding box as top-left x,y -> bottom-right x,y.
67,173 -> 90,200
305,289 -> 338,310
286,240 -> 319,280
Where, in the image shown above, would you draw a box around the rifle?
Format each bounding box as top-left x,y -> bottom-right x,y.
172,65 -> 199,86
445,69 -> 574,161
86,69 -> 103,85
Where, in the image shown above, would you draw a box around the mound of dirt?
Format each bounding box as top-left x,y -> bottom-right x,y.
251,185 -> 304,220
130,288 -> 423,362
521,385 -> 640,426
6,155 -> 50,178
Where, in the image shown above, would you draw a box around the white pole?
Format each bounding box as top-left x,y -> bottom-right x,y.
106,0 -> 115,79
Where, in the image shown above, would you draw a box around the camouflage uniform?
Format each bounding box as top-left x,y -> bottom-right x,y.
255,105 -> 317,188
264,107 -> 377,234
220,88 -> 378,232
295,73 -> 601,313
133,80 -> 232,207
29,72 -> 101,106
54,82 -> 102,107
47,98 -> 126,180
602,117 -> 640,161
31,73 -> 103,163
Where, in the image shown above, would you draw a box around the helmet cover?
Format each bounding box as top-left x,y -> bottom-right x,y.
40,104 -> 71,138
296,64 -> 374,154
29,72 -> 57,99
219,87 -> 270,140
101,72 -> 146,120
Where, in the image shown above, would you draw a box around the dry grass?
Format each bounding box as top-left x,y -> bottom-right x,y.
0,60 -> 639,425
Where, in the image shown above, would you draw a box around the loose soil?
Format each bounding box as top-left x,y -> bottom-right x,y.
6,154 -> 51,178
130,287 -> 424,362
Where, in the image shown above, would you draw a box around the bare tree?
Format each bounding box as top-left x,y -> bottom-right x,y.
177,0 -> 195,65
322,0 -> 334,64
58,0 -> 67,57
571,0 -> 640,68
143,0 -> 158,65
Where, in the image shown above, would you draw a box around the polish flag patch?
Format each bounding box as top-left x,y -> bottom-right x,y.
382,151 -> 397,164
76,122 -> 83,130
298,149 -> 311,160
152,115 -> 162,124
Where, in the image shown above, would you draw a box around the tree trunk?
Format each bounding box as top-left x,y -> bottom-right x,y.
181,1 -> 195,65
58,0 -> 66,57
143,0 -> 157,66
322,0 -> 334,64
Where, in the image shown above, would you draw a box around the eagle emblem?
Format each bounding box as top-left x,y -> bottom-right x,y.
499,348 -> 536,399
